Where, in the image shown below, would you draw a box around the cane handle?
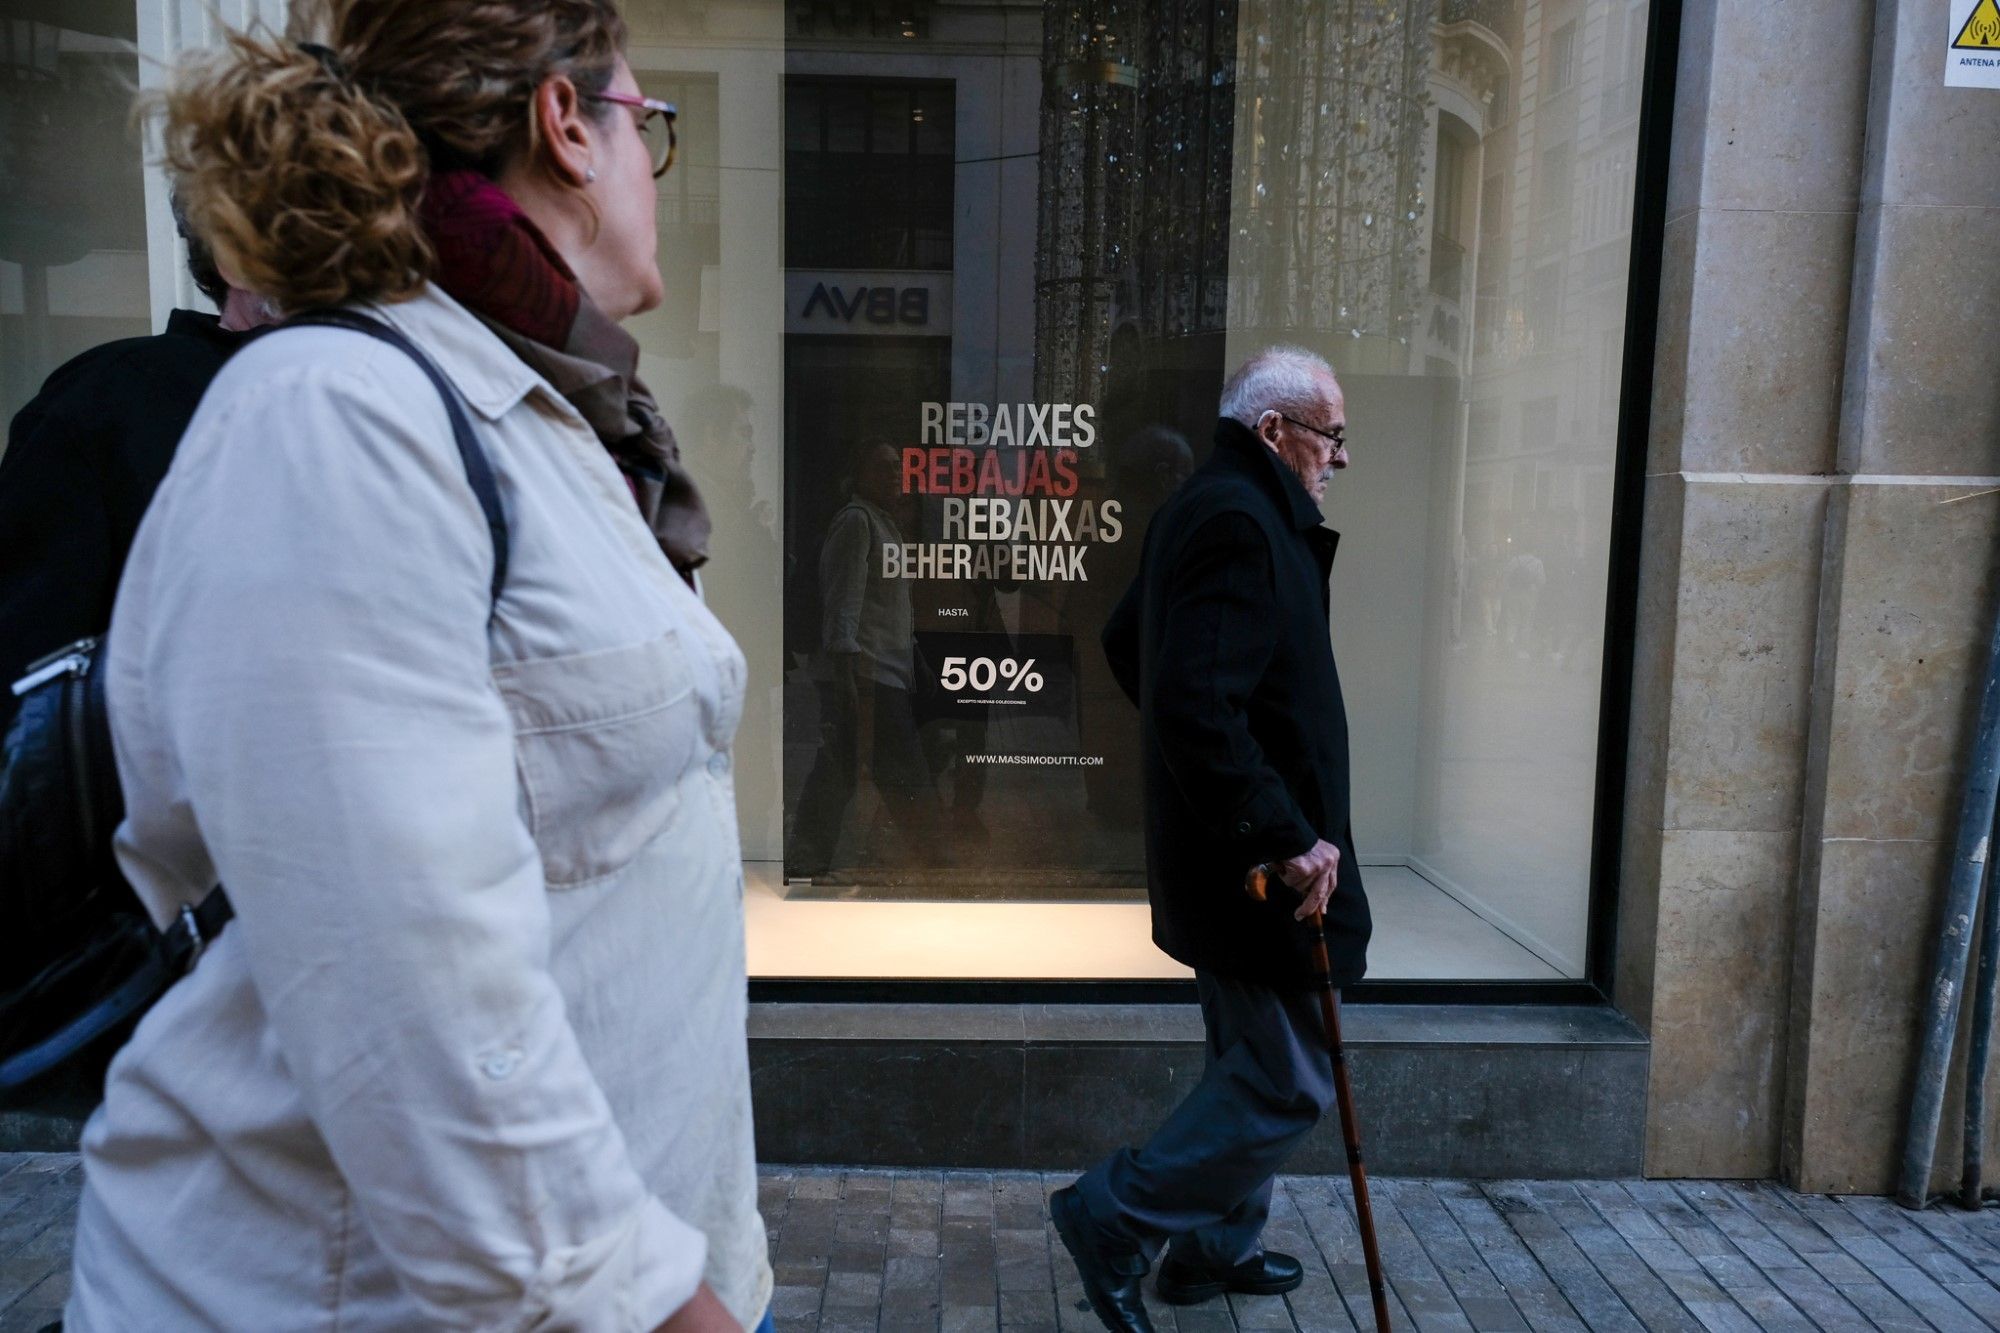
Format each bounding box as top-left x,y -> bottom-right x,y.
1245,864 -> 1328,928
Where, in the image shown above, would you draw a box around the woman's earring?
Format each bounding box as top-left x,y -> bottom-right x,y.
584,167 -> 597,183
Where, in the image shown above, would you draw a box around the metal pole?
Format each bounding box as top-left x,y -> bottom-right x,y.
1962,849 -> 2000,1210
1899,593 -> 2000,1208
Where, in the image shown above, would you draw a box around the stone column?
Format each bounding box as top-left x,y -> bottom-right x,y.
1615,0 -> 1871,1177
1782,0 -> 2000,1194
1629,0 -> 2000,1189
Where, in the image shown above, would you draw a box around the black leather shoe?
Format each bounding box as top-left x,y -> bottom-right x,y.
1049,1185 -> 1156,1332
1155,1249 -> 1305,1304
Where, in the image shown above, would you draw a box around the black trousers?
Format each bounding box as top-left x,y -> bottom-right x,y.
1074,969 -> 1336,1265
790,680 -> 941,874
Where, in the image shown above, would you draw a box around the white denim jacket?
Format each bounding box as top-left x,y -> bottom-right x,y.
65,286 -> 772,1331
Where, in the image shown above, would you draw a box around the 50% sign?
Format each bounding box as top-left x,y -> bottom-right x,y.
938,655 -> 1045,694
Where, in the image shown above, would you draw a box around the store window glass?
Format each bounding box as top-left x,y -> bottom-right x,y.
1,7 -> 152,428
618,0 -> 1651,984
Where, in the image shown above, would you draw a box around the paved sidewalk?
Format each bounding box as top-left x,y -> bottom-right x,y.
9,1155 -> 2000,1331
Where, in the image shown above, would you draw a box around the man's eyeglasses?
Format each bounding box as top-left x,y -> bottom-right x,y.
1276,412 -> 1346,448
584,90 -> 679,178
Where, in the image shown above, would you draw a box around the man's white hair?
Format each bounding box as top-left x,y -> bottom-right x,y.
1218,346 -> 1338,427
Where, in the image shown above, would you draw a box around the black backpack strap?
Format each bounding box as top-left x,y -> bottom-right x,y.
283,308 -> 510,610
0,886 -> 235,1089
159,885 -> 235,975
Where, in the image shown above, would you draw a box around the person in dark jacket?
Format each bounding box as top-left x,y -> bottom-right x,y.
1050,346 -> 1371,1333
0,205 -> 273,730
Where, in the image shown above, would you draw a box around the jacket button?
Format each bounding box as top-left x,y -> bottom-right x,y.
1236,821 -> 1252,836
479,1047 -> 523,1080
708,751 -> 731,777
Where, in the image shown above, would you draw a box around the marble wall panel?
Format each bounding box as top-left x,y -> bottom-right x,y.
1782,481 -> 1849,1179
1643,0 -> 2000,1196
1785,483 -> 2000,1191
1787,836 -> 1953,1194
1814,481 -> 2000,844
1647,215 -> 1698,477
1627,473 -> 1688,817
752,1040 -> 1026,1166
1645,827 -> 1799,1178
1617,475 -> 1686,1030
1674,211 -> 1854,477
1661,479 -> 1829,833
1617,818 -> 1666,1034
1662,0 -> 1716,224
1693,0 -> 1875,214
1839,205 -> 2000,479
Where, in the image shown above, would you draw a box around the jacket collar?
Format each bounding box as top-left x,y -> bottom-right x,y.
165,308 -> 253,354
1210,416 -> 1330,534
362,284 -> 547,423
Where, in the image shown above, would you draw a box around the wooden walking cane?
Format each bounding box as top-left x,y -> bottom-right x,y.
1247,863 -> 1393,1333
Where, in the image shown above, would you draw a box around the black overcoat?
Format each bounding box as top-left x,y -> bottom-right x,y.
0,310 -> 246,731
1102,416 -> 1372,991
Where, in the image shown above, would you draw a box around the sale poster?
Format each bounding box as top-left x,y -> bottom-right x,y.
778,6 -> 1239,895
782,390 -> 1205,895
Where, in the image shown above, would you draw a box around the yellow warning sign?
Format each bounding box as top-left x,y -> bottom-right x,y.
1954,0 -> 2000,49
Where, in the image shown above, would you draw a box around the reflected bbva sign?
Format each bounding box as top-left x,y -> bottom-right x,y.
784,271 -> 953,338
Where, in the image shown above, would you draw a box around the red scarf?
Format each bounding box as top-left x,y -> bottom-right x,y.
419,169 -> 580,346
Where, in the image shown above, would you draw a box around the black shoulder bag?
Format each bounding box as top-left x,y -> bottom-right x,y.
0,309 -> 508,1090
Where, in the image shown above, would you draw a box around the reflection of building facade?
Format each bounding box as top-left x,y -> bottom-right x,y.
1031,0 -> 1242,443
785,0 -> 1042,405
1440,0 -> 1646,564
619,2 -> 789,860
1229,0 -> 1435,356
0,18 -> 151,421
781,72 -> 960,571
1407,4 -> 1648,969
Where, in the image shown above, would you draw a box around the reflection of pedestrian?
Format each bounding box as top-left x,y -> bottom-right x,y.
789,440 -> 943,876
1477,539 -> 1505,636
685,383 -> 786,854
684,383 -> 775,546
1548,535 -> 1594,672
1501,547 -> 1546,657
1114,423 -> 1196,504
1052,347 -> 1372,1332
1448,532 -> 1467,647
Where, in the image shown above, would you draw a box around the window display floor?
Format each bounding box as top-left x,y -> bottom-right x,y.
745,863 -> 1564,981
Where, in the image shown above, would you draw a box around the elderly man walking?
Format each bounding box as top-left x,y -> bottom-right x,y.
1051,347 -> 1373,1332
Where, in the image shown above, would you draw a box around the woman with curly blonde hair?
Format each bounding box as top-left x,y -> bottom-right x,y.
63,2 -> 768,1329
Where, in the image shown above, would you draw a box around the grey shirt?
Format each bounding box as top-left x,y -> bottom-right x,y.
818,496 -> 915,689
